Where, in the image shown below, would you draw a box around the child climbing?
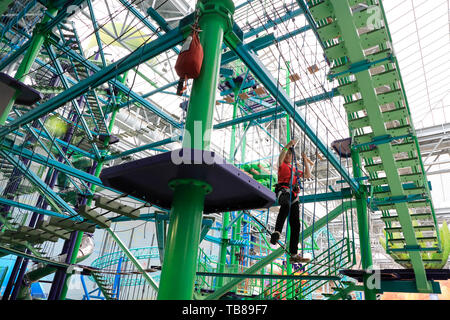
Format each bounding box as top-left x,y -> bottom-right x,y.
270,139 -> 312,263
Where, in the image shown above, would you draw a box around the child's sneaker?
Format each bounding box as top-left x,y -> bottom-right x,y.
289,254 -> 310,263
270,231 -> 281,245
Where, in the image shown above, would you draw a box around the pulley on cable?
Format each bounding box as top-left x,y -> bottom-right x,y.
175,14 -> 204,97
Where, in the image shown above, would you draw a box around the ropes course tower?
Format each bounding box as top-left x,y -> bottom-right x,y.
0,0 -> 448,302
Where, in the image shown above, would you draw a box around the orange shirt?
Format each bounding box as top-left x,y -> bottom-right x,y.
278,162 -> 303,197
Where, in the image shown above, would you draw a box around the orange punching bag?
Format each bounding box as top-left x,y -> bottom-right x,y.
175,25 -> 203,96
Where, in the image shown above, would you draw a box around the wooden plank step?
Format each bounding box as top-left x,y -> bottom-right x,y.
330,63 -> 350,78
0,236 -> 27,247
94,196 -> 141,219
373,184 -> 426,198
360,146 -> 379,158
373,190 -> 391,198
403,187 -> 427,196
387,125 -> 412,137
78,205 -> 111,229
3,229 -> 56,243
37,224 -> 71,240
42,216 -> 96,233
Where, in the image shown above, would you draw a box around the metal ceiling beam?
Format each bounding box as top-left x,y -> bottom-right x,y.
0,27 -> 184,138
225,38 -> 359,192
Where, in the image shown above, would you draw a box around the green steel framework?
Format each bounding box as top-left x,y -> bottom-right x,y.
0,0 -> 444,301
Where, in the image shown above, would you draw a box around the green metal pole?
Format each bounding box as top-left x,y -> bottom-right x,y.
217,211 -> 230,288
351,150 -> 377,301
157,0 -> 235,300
217,98 -> 239,287
0,5 -> 59,124
0,0 -> 14,16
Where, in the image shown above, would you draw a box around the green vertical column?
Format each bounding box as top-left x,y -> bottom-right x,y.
157,0 -> 235,300
217,214 -> 229,288
217,98 -> 239,287
0,0 -> 14,16
351,150 -> 377,301
0,4 -> 59,124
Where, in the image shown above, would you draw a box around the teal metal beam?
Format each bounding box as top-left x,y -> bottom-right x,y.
0,150 -> 81,220
379,280 -> 441,294
119,0 -> 180,55
44,43 -> 102,159
214,89 -> 336,129
104,136 -> 181,161
197,272 -> 340,281
86,0 -> 107,67
243,7 -> 305,39
225,40 -> 359,192
39,0 -> 88,34
0,196 -> 68,219
0,27 -> 184,138
295,0 -> 326,51
0,244 -> 69,269
0,141 -> 102,186
105,228 -> 159,291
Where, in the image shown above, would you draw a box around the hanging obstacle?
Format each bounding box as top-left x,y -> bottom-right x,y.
100,148 -> 276,214
288,73 -> 300,82
98,134 -> 120,146
331,138 -> 353,158
175,23 -> 204,96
